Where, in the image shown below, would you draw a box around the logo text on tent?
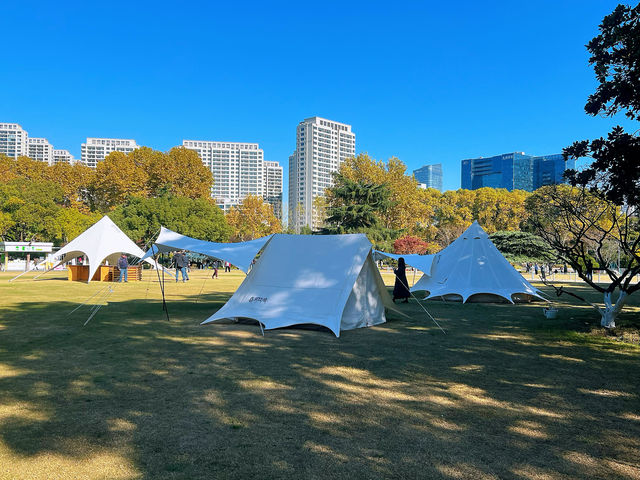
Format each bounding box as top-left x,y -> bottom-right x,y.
248,296 -> 268,303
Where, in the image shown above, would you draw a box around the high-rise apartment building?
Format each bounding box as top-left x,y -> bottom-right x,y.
182,140 -> 265,212
53,149 -> 75,165
27,138 -> 54,165
288,117 -> 356,230
0,123 -> 29,159
263,160 -> 283,219
413,163 -> 443,191
461,151 -> 575,192
81,138 -> 139,168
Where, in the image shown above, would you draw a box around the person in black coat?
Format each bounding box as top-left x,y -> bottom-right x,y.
393,257 -> 410,303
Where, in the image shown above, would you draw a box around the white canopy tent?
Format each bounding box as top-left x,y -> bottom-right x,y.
140,226 -> 272,273
202,233 -> 403,337
19,216 -> 165,283
411,221 -> 545,303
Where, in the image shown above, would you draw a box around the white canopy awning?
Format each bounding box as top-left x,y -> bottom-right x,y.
141,226 -> 272,273
373,251 -> 435,276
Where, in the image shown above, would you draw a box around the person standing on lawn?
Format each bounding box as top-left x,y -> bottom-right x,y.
117,254 -> 129,282
173,251 -> 189,282
393,257 -> 410,303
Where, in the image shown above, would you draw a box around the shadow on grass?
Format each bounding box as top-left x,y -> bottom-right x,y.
0,280 -> 639,479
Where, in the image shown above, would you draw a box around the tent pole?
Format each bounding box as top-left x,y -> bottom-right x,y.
153,247 -> 170,322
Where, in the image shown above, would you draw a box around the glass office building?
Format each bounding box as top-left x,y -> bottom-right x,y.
413,163 -> 443,191
461,152 -> 574,192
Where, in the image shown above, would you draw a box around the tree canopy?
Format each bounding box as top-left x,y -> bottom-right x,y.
226,195 -> 282,241
489,230 -> 555,263
110,194 -> 231,247
324,174 -> 392,233
546,3 -> 640,328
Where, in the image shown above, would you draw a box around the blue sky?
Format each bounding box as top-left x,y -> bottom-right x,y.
1,0 -> 634,195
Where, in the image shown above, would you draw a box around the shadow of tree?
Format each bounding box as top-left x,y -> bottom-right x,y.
0,279 -> 639,479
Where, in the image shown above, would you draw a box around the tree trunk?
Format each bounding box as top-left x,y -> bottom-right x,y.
600,290 -> 628,328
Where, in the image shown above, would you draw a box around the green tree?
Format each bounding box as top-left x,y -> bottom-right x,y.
489,230 -> 555,263
111,194 -> 231,246
337,154 -> 434,232
323,174 -> 392,233
0,179 -> 65,242
52,208 -> 103,244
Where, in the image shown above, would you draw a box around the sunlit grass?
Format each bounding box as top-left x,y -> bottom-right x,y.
0,269 -> 638,479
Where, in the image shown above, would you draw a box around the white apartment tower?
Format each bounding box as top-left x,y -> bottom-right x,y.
182,140 -> 265,212
0,123 -> 29,159
81,138 -> 139,168
263,160 -> 283,219
27,138 -> 55,165
53,149 -> 75,165
288,117 -> 356,230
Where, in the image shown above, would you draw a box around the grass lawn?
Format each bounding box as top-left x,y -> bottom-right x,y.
0,269 -> 639,480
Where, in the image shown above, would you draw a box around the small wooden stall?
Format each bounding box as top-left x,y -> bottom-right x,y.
67,265 -> 142,282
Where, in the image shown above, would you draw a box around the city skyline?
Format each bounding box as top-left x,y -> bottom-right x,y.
0,119 -> 585,193
2,1 -> 636,197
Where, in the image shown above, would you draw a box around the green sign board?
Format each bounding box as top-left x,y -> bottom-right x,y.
0,242 -> 53,253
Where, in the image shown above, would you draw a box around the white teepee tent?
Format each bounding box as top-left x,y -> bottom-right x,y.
202,233 -> 403,337
411,221 -> 545,303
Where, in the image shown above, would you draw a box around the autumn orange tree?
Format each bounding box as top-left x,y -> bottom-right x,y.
226,195 -> 282,241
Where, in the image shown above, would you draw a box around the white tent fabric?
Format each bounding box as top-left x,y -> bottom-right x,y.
373,251 -> 436,277
141,226 -> 271,273
46,216 -> 163,282
202,233 -> 402,337
411,221 -> 545,303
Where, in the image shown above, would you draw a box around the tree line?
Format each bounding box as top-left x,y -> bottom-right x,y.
0,148 -> 281,245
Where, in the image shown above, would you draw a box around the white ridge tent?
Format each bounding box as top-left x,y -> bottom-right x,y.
140,226 -> 272,273
411,221 -> 545,303
27,216 -> 164,283
202,233 -> 402,337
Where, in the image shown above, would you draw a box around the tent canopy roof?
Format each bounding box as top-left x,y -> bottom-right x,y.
141,226 -> 272,273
